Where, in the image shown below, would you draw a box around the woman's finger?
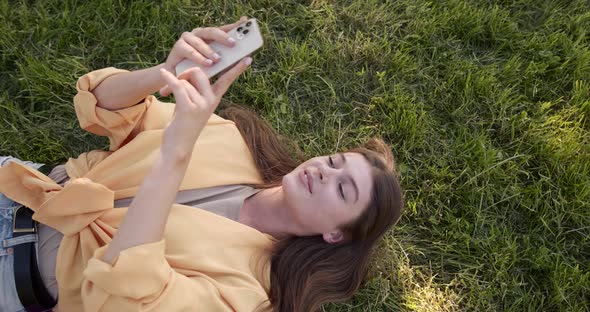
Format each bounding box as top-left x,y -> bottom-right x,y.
160,67 -> 207,97
159,69 -> 177,97
181,79 -> 203,106
159,83 -> 172,97
192,27 -> 236,47
160,68 -> 192,96
188,67 -> 215,102
162,69 -> 204,114
182,32 -> 220,63
177,39 -> 213,67
218,16 -> 248,32
160,69 -> 191,104
212,57 -> 252,97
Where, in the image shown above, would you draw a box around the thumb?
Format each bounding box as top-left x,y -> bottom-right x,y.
219,16 -> 248,32
159,68 -> 177,96
212,57 -> 252,97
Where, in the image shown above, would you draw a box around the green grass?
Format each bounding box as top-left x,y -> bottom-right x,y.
1,0 -> 589,311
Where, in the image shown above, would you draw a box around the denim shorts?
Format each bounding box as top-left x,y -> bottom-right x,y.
0,156 -> 44,312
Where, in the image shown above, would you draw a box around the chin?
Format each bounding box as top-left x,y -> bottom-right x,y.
282,173 -> 304,206
281,173 -> 296,197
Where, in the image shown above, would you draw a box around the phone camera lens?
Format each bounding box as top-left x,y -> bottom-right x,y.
237,27 -> 243,32
246,21 -> 252,27
243,29 -> 249,35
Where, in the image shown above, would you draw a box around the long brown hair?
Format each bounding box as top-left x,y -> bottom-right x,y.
219,104 -> 404,312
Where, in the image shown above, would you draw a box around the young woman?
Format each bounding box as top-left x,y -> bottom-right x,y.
0,17 -> 403,312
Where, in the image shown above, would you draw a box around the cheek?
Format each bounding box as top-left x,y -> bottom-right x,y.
282,175 -> 346,231
319,185 -> 341,207
320,191 -> 356,225
308,192 -> 344,228
316,191 -> 337,210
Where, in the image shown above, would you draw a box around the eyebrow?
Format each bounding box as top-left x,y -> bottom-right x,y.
340,154 -> 359,203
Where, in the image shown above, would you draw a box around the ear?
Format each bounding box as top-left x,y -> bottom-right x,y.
322,231 -> 343,244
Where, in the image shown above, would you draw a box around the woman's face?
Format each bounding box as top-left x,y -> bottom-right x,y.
281,152 -> 374,243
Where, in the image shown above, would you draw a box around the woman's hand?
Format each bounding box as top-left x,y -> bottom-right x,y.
92,17 -> 247,111
159,56 -> 252,160
163,16 -> 248,75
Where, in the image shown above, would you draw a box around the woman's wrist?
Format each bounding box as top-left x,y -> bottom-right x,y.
161,123 -> 200,162
161,61 -> 176,76
145,63 -> 169,90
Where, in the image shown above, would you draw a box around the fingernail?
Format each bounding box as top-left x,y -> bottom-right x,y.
213,53 -> 221,60
228,37 -> 236,44
244,57 -> 252,65
205,59 -> 213,66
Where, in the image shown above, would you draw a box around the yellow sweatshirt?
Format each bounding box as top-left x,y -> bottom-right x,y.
0,68 -> 274,312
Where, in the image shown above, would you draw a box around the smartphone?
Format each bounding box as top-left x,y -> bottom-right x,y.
175,18 -> 264,78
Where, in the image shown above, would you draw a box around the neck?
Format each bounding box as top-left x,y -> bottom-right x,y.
239,186 -> 297,240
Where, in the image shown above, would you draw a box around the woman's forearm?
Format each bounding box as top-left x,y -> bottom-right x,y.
102,151 -> 191,264
93,63 -> 168,111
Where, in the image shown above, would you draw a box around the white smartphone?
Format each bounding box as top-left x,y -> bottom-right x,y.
175,18 -> 264,78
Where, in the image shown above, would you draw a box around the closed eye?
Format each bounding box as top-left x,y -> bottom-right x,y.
329,156 -> 345,201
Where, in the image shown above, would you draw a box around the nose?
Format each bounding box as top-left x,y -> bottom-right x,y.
316,165 -> 340,183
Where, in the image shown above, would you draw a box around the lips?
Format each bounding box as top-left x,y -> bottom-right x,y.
299,169 -> 312,193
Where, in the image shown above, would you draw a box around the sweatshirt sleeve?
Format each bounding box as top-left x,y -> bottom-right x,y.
73,67 -> 236,152
81,240 -> 234,312
73,68 -> 175,151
